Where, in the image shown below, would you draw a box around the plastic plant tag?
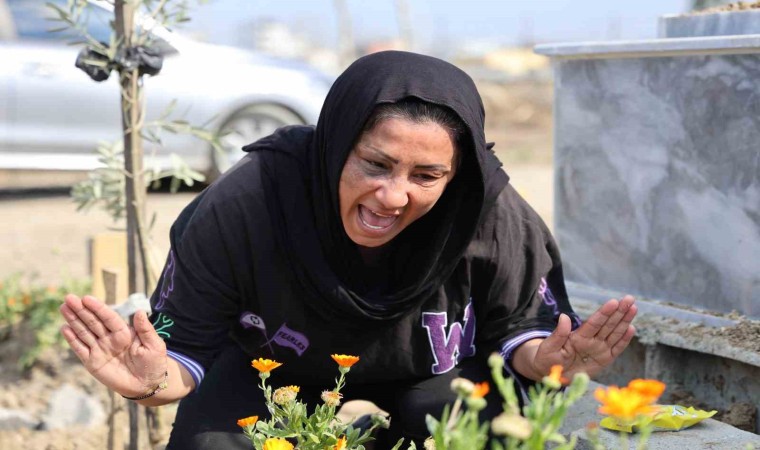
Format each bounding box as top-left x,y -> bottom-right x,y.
600,405 -> 717,433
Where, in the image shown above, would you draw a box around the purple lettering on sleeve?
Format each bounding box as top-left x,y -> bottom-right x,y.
155,249 -> 176,310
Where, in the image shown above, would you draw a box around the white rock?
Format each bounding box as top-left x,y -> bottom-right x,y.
41,384 -> 105,430
0,407 -> 39,430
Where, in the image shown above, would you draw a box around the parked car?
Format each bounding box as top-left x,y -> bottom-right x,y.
0,0 -> 331,180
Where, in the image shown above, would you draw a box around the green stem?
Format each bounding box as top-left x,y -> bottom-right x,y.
619,430 -> 629,450
445,397 -> 463,431
637,422 -> 652,450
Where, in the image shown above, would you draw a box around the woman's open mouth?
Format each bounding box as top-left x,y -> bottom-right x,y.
358,205 -> 398,232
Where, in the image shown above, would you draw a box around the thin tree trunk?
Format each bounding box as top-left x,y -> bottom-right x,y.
114,2 -> 146,449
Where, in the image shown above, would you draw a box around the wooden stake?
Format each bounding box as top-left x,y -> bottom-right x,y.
102,269 -> 123,450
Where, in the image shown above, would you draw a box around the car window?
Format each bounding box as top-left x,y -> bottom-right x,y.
8,0 -> 112,43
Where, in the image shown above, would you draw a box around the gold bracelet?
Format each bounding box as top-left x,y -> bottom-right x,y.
122,371 -> 169,401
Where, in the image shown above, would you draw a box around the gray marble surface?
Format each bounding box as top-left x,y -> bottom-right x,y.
553,54 -> 760,318
659,10 -> 760,38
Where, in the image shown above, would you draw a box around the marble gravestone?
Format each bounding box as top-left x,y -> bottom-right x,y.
535,36 -> 760,319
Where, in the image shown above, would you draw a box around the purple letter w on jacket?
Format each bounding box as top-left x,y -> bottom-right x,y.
421,301 -> 476,374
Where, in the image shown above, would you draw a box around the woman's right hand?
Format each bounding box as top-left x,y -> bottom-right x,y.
60,294 -> 168,399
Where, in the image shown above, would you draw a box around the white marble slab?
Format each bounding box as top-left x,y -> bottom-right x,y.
534,35 -> 760,60
550,53 -> 760,318
659,10 -> 760,38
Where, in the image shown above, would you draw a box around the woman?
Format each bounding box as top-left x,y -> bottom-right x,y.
60,51 -> 636,448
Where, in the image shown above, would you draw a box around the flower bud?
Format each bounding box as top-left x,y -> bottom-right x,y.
465,396 -> 487,411
491,412 -> 532,440
566,372 -> 590,402
321,390 -> 343,408
423,437 -> 436,450
488,352 -> 504,370
450,377 -> 475,397
272,385 -> 299,405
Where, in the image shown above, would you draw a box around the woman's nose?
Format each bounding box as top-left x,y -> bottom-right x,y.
375,178 -> 409,210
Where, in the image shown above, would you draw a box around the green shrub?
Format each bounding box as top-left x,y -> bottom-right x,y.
0,274 -> 90,369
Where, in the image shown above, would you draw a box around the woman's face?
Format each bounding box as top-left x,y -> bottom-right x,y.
339,117 -> 458,248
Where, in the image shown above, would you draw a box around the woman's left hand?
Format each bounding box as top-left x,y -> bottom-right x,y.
515,296 -> 637,380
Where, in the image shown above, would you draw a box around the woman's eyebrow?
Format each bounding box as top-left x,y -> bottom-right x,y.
364,145 -> 399,164
363,146 -> 451,172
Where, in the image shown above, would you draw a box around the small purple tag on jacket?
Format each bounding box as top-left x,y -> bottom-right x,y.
421,300 -> 476,374
263,323 -> 310,356
239,312 -> 266,331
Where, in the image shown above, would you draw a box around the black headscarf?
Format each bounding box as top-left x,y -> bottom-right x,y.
244,51 -> 508,322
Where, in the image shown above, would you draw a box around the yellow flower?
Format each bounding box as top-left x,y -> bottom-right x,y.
331,354 -> 360,367
262,438 -> 294,450
627,379 -> 666,401
251,358 -> 283,373
549,365 -> 569,385
334,436 -> 347,450
236,415 -> 258,428
594,385 -> 656,420
321,390 -> 343,407
471,381 -> 490,399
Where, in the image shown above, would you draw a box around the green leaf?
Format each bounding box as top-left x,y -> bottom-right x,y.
389,438 -> 406,450
547,432 -> 567,444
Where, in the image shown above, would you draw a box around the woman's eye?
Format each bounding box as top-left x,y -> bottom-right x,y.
364,159 -> 386,170
416,173 -> 441,182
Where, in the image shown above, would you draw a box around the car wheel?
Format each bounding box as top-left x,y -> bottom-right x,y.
210,103 -> 305,180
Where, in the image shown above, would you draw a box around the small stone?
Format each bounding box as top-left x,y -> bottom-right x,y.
0,407 -> 39,430
40,384 -> 105,430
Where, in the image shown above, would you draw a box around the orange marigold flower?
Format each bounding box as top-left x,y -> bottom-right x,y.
548,365 -> 569,385
471,381 -> 490,399
594,386 -> 656,420
236,415 -> 258,428
627,379 -> 666,401
251,358 -> 283,373
262,437 -> 294,450
331,354 -> 360,367
7,297 -> 17,307
22,294 -> 32,306
334,436 -> 347,450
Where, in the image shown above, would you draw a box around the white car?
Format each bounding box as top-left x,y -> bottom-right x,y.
0,0 -> 331,180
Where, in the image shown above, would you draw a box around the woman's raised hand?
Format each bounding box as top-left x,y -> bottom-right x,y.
60,294 -> 168,398
531,296 -> 637,380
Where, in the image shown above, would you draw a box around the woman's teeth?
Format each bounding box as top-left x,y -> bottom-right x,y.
359,205 -> 397,229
